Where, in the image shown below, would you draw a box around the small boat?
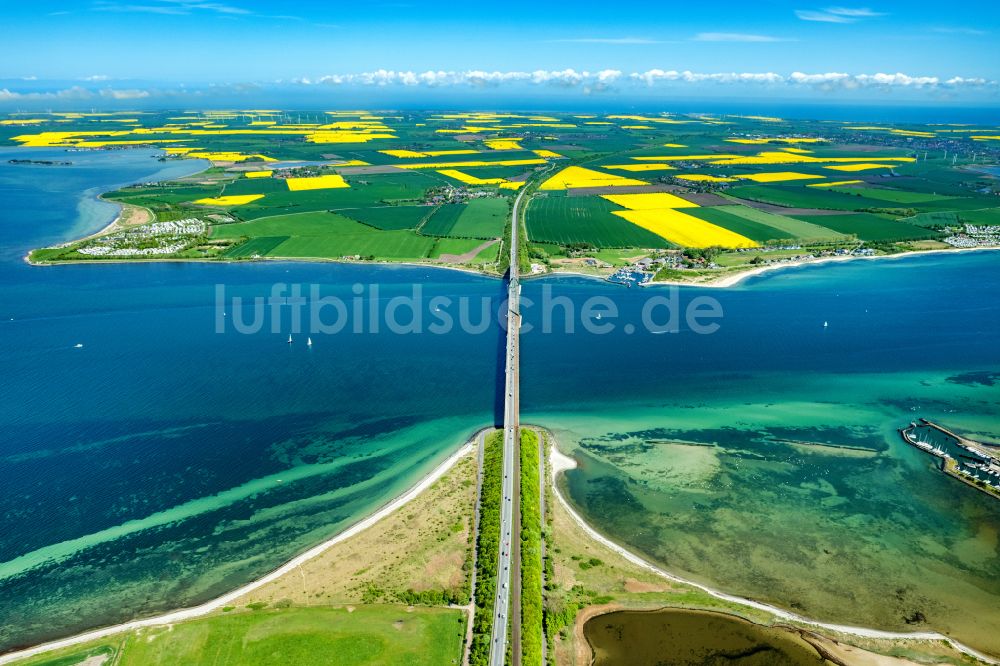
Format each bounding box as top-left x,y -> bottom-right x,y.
73,343 -> 84,348
823,321 -> 829,328
307,337 -> 313,347
287,335 -> 293,344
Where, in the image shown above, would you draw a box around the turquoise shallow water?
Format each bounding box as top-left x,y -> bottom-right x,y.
519,260 -> 1000,654
0,148 -> 999,655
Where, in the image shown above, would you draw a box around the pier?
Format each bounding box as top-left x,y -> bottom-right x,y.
900,420 -> 1000,500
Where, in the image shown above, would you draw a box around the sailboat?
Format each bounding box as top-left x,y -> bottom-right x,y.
823,321 -> 829,328
307,337 -> 313,347
287,334 -> 293,344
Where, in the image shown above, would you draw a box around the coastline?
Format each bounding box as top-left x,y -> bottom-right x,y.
25,251 -> 503,277
530,245 -> 999,289
544,435 -> 998,665
0,439 -> 477,665
5,423 -> 999,664
28,240 -> 998,287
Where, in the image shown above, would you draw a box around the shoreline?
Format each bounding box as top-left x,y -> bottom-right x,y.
4,426 -> 999,665
25,252 -> 503,278
544,435 -> 998,665
26,242 -> 999,286
0,439 -> 477,665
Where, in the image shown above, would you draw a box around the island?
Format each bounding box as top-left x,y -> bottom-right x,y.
4,109 -> 996,284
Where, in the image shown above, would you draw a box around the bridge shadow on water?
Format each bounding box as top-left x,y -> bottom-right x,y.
492,267 -> 511,428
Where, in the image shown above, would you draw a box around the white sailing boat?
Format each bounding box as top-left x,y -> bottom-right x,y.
287,334 -> 293,344
307,337 -> 313,347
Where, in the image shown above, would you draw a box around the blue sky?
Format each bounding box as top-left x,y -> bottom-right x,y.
1,0 -> 999,107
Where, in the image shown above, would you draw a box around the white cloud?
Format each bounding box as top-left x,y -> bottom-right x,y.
299,69 -> 997,93
933,27 -> 988,36
796,7 -> 885,23
0,69 -> 994,106
92,0 -> 253,16
0,86 -> 95,101
82,75 -> 111,81
693,33 -> 792,42
825,7 -> 884,17
99,88 -> 151,99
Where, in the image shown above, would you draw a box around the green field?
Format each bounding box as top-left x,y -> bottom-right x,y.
907,211 -> 960,228
429,237 -> 499,262
728,185 -> 893,211
959,208 -> 1000,225
420,199 -> 508,239
220,236 -> 289,258
827,186 -> 955,204
338,205 -> 432,230
421,204 -> 467,236
448,198 -> 508,238
792,213 -> 942,242
715,205 -> 851,242
19,606 -> 464,666
526,195 -> 672,248
213,212 -> 435,259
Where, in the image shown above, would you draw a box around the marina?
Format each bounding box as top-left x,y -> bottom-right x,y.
900,420 -> 1000,500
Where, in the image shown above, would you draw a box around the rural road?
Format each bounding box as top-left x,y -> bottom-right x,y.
488,186 -> 525,666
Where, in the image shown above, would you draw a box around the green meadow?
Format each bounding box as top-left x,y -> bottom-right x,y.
18,606 -> 465,666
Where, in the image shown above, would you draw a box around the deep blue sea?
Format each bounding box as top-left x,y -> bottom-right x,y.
1,147 -> 999,654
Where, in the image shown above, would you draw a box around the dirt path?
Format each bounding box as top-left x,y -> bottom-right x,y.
434,239 -> 498,264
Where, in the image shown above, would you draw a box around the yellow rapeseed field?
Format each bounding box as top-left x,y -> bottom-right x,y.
809,180 -> 864,187
602,193 -> 698,210
532,149 -> 563,158
398,159 -> 545,169
436,169 -> 507,185
675,174 -> 737,183
663,143 -> 687,148
539,166 -> 647,190
189,151 -> 277,163
612,209 -> 758,248
194,195 -> 264,206
380,149 -> 478,158
632,154 -> 743,161
825,164 -> 897,172
602,164 -> 676,171
484,139 -> 523,150
736,172 -> 825,183
285,175 -> 350,191
245,171 -> 273,178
